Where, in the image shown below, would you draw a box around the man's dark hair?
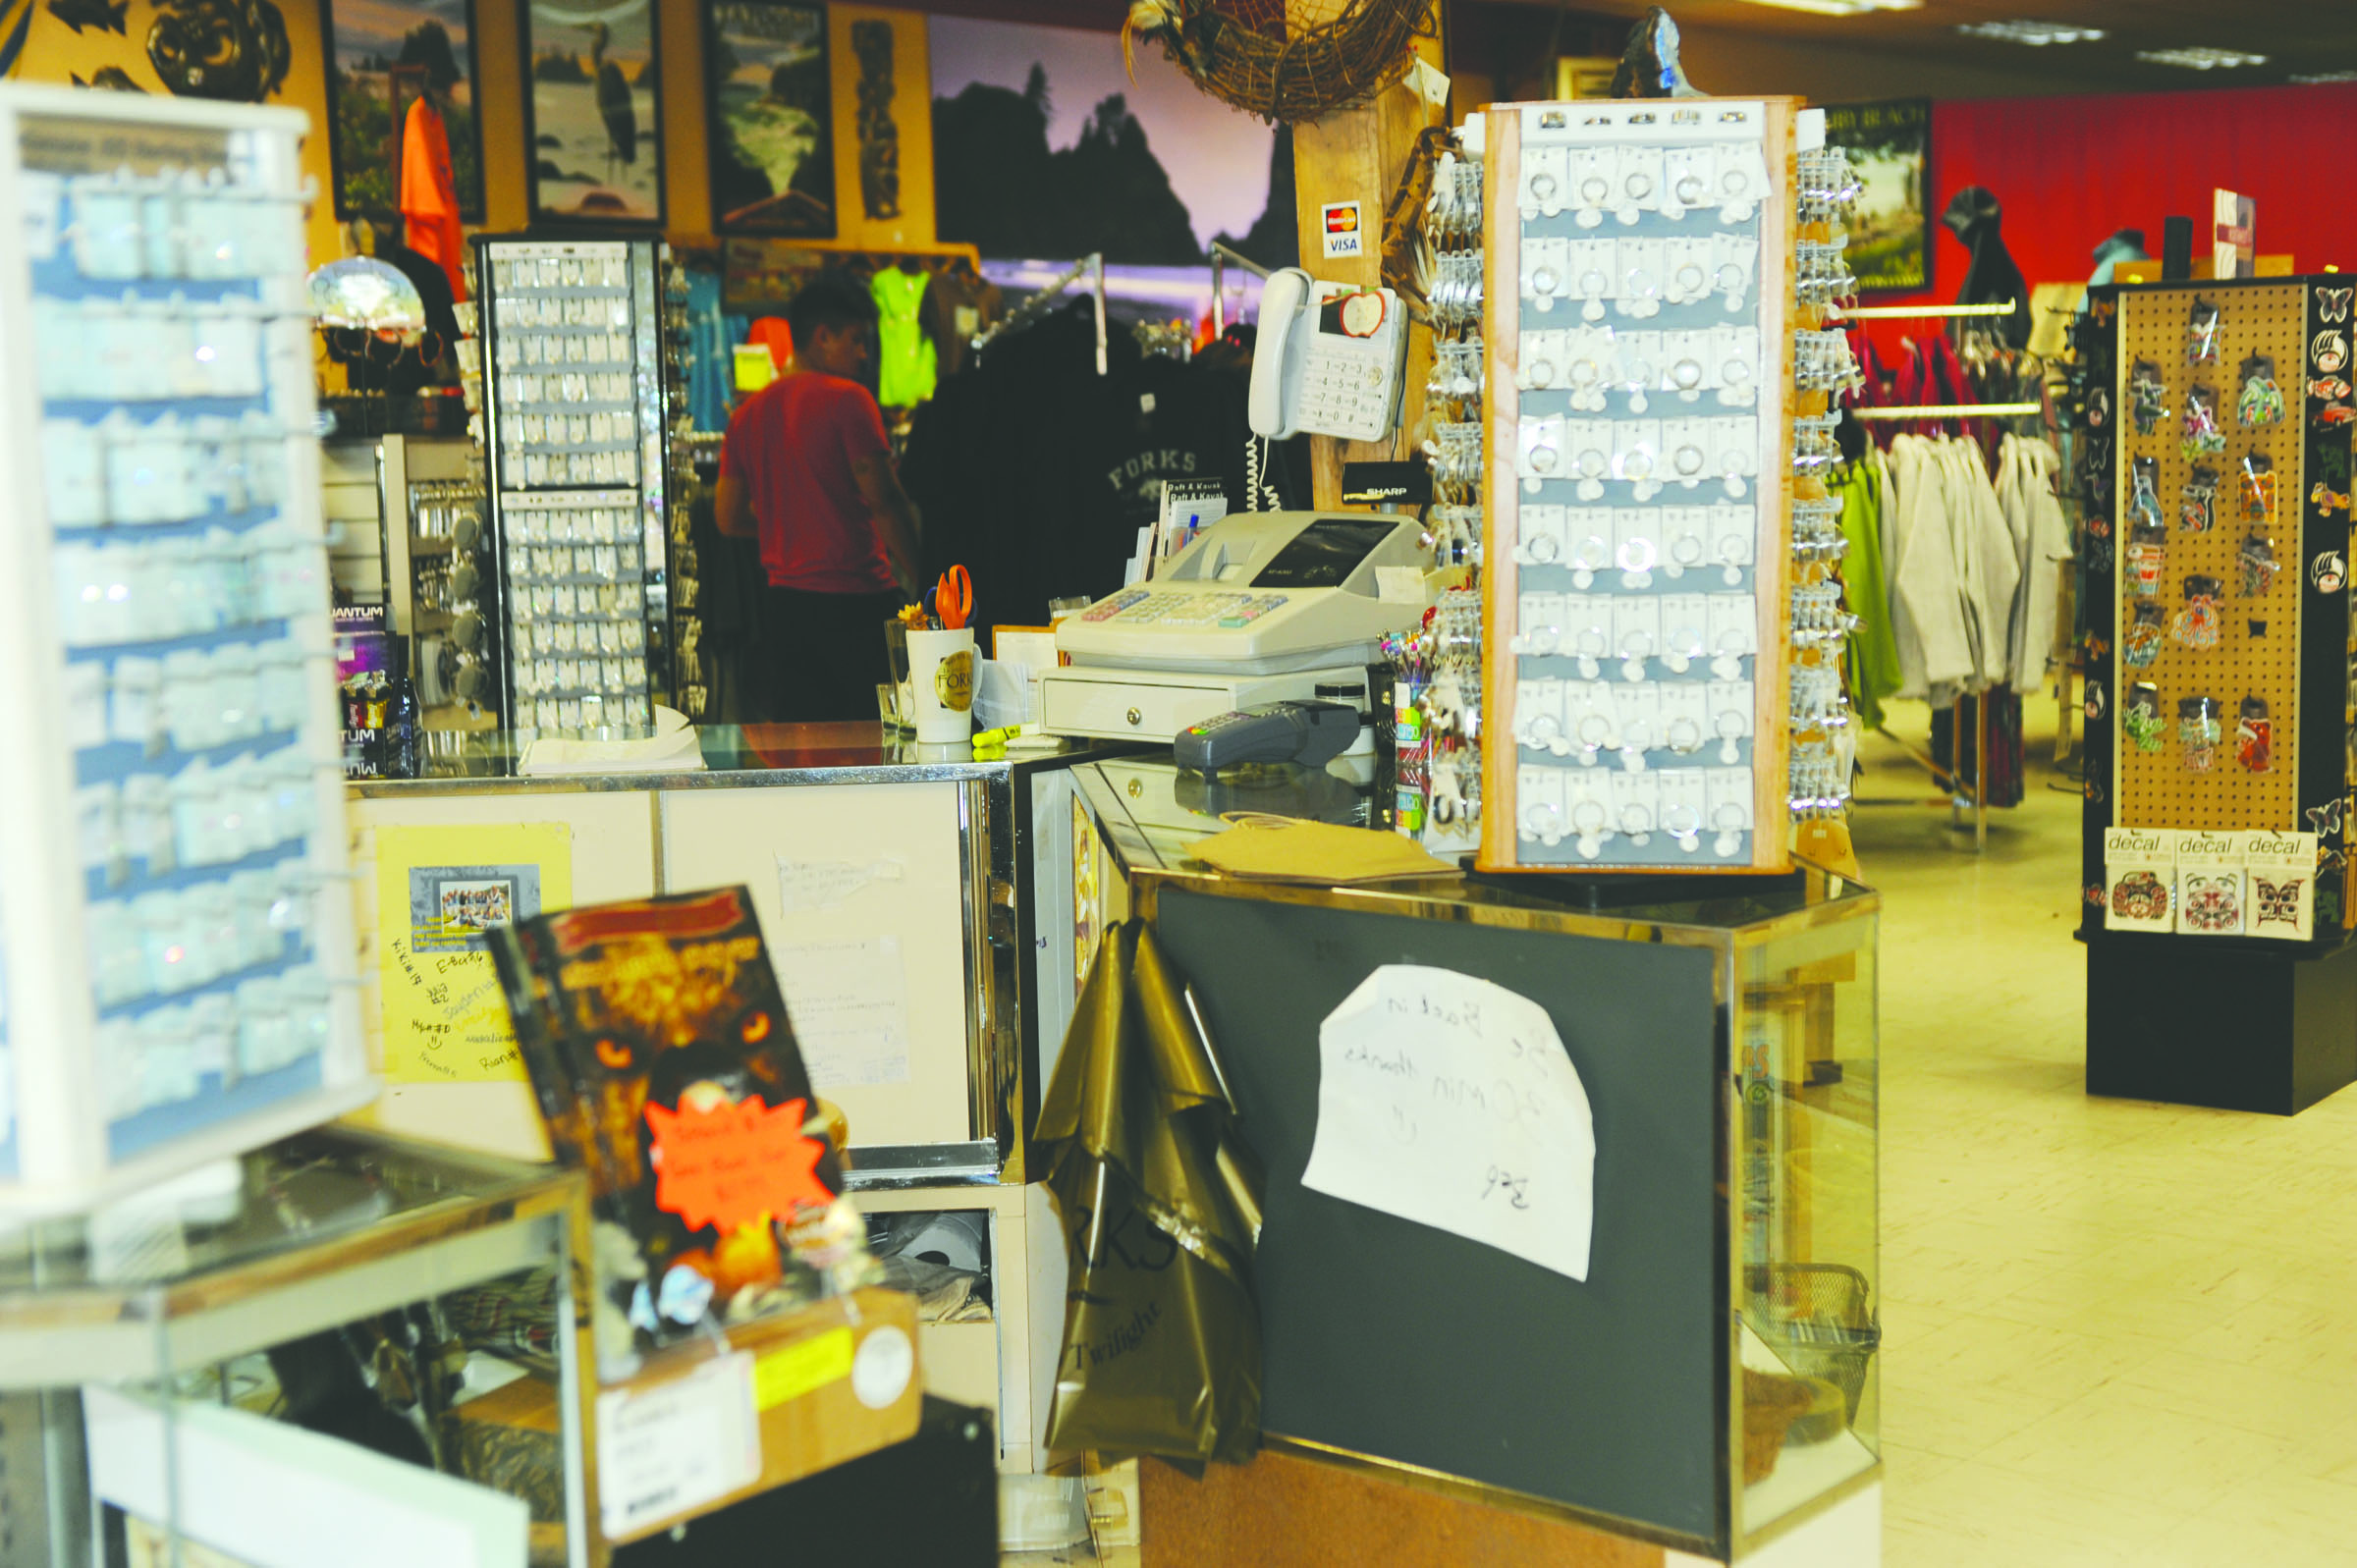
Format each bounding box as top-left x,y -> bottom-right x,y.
787,272 -> 878,346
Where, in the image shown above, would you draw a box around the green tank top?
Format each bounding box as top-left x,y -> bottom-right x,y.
871,267 -> 938,408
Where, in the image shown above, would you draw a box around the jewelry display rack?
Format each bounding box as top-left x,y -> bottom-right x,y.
2079,275 -> 2357,1112
0,84 -> 371,1209
473,236 -> 681,735
1477,96 -> 1835,874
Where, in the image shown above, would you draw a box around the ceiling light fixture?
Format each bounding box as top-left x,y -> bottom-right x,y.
1957,20 -> 2106,45
2290,71 -> 2357,83
1736,0 -> 1921,15
2135,47 -> 2269,70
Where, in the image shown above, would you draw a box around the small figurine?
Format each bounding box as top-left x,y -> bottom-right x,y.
1611,6 -> 1702,99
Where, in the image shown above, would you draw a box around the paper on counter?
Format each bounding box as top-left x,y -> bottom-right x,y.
774,937 -> 912,1088
1300,964 -> 1596,1282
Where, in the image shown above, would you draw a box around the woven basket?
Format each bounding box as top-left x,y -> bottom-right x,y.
1123,0 -> 1428,125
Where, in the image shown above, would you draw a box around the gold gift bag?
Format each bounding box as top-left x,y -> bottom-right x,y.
1036,920 -> 1265,1466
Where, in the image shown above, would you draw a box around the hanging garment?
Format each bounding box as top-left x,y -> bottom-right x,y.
684,269 -> 733,433
1940,187 -> 2031,350
1997,434 -> 2074,691
925,268 -> 1002,380
872,265 -> 939,407
744,316 -> 795,374
400,97 -> 466,303
901,300 -> 1281,638
1941,434 -> 2022,691
1831,460 -> 1902,729
1884,434 -> 1975,699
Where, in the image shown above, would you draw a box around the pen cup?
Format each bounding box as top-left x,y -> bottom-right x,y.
905,627 -> 977,742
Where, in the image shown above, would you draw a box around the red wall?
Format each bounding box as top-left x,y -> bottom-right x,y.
1886,81 -> 2357,309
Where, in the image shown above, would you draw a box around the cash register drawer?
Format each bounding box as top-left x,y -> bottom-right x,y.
1042,676 -> 1235,740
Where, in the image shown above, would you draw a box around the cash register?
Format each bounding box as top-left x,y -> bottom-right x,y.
1044,511 -> 1429,741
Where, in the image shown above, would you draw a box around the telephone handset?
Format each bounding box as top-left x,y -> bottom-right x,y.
1247,267 -> 1408,444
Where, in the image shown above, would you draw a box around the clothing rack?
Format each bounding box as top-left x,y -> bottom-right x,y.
1208,241 -> 1270,335
1835,299 -> 2018,320
970,252 -> 1108,376
1838,300 -> 2041,419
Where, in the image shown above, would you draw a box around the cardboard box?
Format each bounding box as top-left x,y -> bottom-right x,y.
595,1286 -> 922,1544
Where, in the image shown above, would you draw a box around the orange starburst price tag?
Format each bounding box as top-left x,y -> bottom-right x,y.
644,1095 -> 834,1235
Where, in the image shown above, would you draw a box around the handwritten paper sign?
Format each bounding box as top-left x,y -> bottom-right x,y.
776,856 -> 904,914
1300,965 -> 1597,1282
774,937 -> 912,1087
645,1095 -> 833,1234
375,824 -> 572,1083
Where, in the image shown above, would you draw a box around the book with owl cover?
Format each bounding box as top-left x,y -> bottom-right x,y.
490,886 -> 880,1379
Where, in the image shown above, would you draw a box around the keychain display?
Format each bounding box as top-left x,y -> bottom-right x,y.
2238,450 -> 2277,526
2179,465 -> 2218,533
2177,693 -> 2220,771
2179,383 -> 2225,460
2170,574 -> 2222,650
2125,519 -> 2167,597
2186,296 -> 2220,364
2122,681 -> 2166,752
2128,455 -> 2164,530
2122,601 -> 2166,668
2236,695 -> 2272,773
2129,357 -> 2167,435
2235,353 -> 2285,427
2238,532 -> 2279,598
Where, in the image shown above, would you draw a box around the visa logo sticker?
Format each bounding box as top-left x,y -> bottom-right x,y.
1321,200 -> 1364,258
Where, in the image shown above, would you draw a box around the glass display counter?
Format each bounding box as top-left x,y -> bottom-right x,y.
0,1124 -> 585,1567
1071,758 -> 1880,1561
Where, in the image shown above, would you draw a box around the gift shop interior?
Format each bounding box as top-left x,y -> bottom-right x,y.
5,0 -> 2357,1562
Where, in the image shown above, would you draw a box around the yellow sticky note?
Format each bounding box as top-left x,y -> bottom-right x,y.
754,1327 -> 854,1410
374,823 -> 573,1084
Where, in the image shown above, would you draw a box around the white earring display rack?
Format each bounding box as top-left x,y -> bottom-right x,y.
1479,97 -> 1806,873
0,84 -> 371,1211
474,236 -> 676,736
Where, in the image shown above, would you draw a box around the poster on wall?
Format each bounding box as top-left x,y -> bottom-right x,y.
375,823 -> 573,1083
18,0 -> 296,100
704,0 -> 834,237
522,0 -> 663,226
324,0 -> 485,220
1821,98 -> 1931,295
929,16 -> 1282,272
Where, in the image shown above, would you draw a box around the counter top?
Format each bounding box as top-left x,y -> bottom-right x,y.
1073,754 -> 1876,942
351,723 -> 1130,795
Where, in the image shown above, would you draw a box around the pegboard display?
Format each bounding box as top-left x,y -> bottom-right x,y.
1478,97 -> 1802,873
2111,283 -> 2305,831
2084,275 -> 2357,940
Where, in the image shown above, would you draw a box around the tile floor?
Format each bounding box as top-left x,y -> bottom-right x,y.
1858,704 -> 2357,1565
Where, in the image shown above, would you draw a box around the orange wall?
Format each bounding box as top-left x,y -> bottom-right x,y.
14,0 -> 935,264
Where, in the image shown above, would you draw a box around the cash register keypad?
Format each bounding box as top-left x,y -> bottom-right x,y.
1082,590 -> 1290,627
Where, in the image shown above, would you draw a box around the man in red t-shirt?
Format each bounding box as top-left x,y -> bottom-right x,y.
717,274 -> 921,723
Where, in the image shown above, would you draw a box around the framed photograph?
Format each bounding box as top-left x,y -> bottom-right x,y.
705,0 -> 835,237
521,0 -> 664,226
1821,98 -> 1932,294
323,0 -> 485,221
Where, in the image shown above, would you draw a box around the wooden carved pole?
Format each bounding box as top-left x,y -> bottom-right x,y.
1288,3 -> 1449,510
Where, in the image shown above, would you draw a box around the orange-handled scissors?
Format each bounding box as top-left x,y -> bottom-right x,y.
933,566 -> 972,631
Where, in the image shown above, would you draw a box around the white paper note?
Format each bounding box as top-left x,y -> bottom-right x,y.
774,937 -> 912,1087
776,855 -> 904,914
596,1352 -> 761,1539
1300,965 -> 1597,1282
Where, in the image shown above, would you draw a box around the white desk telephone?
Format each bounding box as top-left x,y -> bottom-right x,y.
1247,268 -> 1408,444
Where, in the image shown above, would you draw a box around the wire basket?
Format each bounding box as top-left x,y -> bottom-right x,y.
1747,1262 -> 1880,1425
1122,0 -> 1428,125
